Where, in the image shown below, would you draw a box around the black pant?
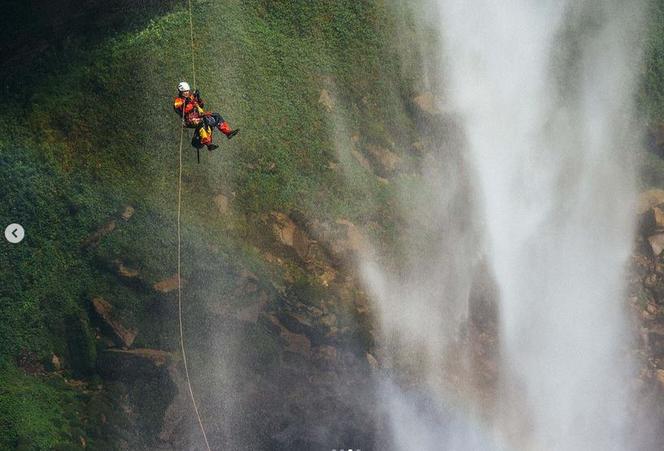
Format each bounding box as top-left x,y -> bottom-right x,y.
202,113 -> 224,128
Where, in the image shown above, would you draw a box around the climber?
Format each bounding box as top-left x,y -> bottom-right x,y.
173,81 -> 239,151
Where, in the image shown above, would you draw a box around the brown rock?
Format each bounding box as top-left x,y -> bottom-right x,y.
51,354 -> 62,371
653,207 -> 664,230
120,206 -> 135,221
321,313 -> 337,328
656,369 -> 664,389
646,302 -> 659,315
366,352 -> 379,370
318,267 -> 337,286
305,219 -> 369,266
646,324 -> 664,357
638,189 -> 664,215
335,219 -> 368,255
645,273 -> 659,289
319,89 -> 335,112
648,234 -> 664,257
91,297 -> 137,348
154,274 -> 182,293
213,194 -> 230,215
113,260 -> 139,278
280,328 -> 312,357
413,92 -> 440,115
81,220 -> 116,248
272,212 -> 296,247
271,212 -> 312,260
366,144 -> 401,174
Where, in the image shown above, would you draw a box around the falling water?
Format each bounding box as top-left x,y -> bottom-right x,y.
366,1 -> 648,450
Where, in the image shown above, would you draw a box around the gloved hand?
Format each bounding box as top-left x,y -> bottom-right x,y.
193,89 -> 201,100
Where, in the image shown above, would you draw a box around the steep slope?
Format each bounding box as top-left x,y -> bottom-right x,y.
2,0 -> 664,449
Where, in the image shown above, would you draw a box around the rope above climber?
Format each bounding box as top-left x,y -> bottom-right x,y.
173,81 -> 239,151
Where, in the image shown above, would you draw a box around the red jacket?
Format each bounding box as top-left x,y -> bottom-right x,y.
173,95 -> 205,127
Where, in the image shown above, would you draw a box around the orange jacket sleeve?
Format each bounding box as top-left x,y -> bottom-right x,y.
174,97 -> 196,116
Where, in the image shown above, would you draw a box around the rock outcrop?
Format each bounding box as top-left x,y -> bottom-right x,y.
153,274 -> 182,293
319,89 -> 335,112
96,348 -> 171,379
91,297 -> 137,348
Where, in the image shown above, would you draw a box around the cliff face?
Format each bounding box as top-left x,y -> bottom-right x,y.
2,1 -> 664,449
629,191 -> 664,445
0,1 -> 429,448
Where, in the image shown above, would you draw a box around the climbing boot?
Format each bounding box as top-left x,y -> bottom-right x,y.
219,121 -> 239,139
207,144 -> 219,151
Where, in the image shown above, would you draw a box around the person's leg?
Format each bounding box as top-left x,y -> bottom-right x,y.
191,125 -> 204,149
198,121 -> 219,151
210,112 -> 239,139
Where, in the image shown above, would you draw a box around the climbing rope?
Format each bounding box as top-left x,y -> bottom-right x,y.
177,1 -> 212,449
187,0 -> 197,90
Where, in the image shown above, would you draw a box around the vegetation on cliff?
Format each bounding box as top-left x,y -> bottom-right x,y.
2,0 -> 664,448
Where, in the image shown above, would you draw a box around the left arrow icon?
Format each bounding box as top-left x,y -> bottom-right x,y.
5,224 -> 24,243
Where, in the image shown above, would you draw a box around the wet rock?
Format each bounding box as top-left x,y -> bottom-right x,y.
332,220 -> 368,257
91,297 -> 137,348
112,260 -> 139,279
281,328 -> 312,357
213,194 -> 230,215
271,212 -> 312,261
366,144 -> 401,175
81,220 -> 116,248
318,267 -> 337,286
319,89 -> 335,112
413,92 -> 440,115
121,206 -> 135,221
154,274 -> 182,293
645,272 -> 659,289
321,313 -> 337,329
648,234 -> 664,257
97,348 -> 171,379
366,352 -> 379,370
51,354 -> 63,371
646,325 -> 664,358
656,369 -> 664,389
638,189 -> 664,215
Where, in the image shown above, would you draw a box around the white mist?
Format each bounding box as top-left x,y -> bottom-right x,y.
439,1 -> 644,449
365,1 -> 647,450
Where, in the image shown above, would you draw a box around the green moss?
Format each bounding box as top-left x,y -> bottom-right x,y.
0,361 -> 86,450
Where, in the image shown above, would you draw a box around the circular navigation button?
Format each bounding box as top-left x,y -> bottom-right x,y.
5,224 -> 25,244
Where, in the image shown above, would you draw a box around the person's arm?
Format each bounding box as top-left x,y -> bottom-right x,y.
174,97 -> 185,115
193,89 -> 205,108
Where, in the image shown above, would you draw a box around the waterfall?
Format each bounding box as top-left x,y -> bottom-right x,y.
366,1 -> 647,449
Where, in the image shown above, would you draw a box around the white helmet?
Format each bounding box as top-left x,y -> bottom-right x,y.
178,81 -> 191,92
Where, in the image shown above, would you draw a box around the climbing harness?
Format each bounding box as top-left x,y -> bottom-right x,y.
177,0 -> 212,449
